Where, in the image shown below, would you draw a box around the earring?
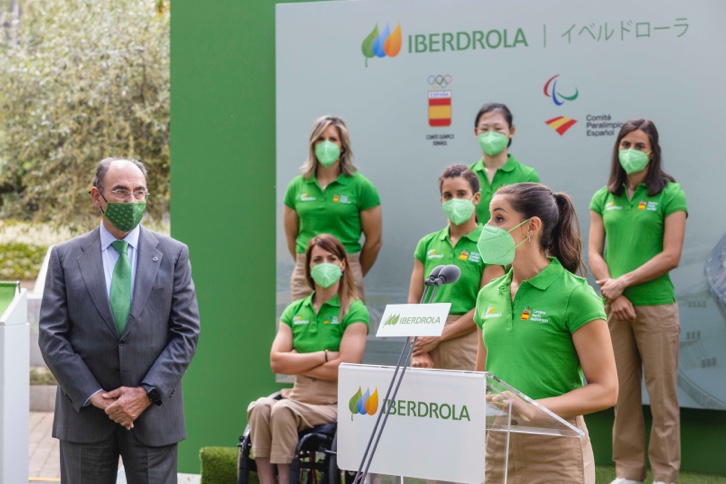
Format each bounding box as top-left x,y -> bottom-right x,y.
527,234 -> 531,243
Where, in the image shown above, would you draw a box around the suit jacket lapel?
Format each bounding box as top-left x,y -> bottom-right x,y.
77,228 -> 118,336
126,226 -> 162,335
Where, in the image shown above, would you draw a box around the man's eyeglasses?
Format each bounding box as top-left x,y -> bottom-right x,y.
110,189 -> 149,201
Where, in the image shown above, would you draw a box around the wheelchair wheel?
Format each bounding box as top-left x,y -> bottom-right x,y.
290,450 -> 326,484
290,428 -> 335,484
237,431 -> 255,484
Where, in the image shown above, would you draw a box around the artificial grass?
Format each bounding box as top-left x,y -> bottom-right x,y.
595,465 -> 726,483
200,446 -> 726,483
200,446 -> 239,484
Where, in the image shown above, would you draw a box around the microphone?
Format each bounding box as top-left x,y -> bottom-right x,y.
435,265 -> 461,285
424,265 -> 446,286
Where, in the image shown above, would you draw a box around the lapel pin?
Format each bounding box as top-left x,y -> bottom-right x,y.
152,256 -> 159,262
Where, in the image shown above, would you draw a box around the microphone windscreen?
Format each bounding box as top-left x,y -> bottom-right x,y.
428,265 -> 445,281
438,265 -> 461,285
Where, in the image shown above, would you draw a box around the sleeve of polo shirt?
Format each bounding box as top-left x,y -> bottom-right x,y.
342,300 -> 370,332
283,177 -> 299,209
662,182 -> 688,217
414,235 -> 429,263
589,188 -> 606,215
280,301 -> 297,328
357,175 -> 381,211
473,286 -> 489,329
565,283 -> 607,333
527,168 -> 541,183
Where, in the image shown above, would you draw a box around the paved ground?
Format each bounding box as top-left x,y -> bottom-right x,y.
28,412 -> 200,484
29,412 -> 60,482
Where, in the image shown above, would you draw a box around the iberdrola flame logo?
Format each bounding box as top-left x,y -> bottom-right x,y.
361,23 -> 402,67
348,386 -> 379,419
383,313 -> 400,326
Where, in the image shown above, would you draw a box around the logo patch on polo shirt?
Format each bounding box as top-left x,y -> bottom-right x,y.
521,306 -> 531,320
323,315 -> 341,325
529,309 -> 549,323
293,315 -> 310,325
637,200 -> 647,210
333,194 -> 352,204
459,251 -> 469,261
484,305 -> 502,319
427,249 -> 444,259
606,201 -> 622,210
300,192 -> 316,201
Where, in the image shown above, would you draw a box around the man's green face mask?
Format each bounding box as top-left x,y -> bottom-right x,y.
101,194 -> 146,232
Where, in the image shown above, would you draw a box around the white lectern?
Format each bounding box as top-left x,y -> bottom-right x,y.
338,364 -> 582,483
0,282 -> 29,484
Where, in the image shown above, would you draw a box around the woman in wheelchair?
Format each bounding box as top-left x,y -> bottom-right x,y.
247,234 -> 369,484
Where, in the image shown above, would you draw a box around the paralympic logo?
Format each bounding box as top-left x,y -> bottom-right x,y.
349,386 -> 379,417
543,74 -> 579,106
361,23 -> 402,67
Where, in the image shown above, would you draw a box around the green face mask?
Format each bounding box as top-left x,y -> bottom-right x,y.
442,197 -> 476,226
618,149 -> 650,174
476,219 -> 530,266
478,131 -> 509,156
311,262 -> 342,288
315,141 -> 341,167
103,201 -> 146,232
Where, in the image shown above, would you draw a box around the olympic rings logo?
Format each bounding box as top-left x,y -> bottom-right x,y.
428,74 -> 452,89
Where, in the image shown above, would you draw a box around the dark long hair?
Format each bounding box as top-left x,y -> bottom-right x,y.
304,234 -> 358,319
474,103 -> 514,148
607,118 -> 675,197
496,183 -> 584,275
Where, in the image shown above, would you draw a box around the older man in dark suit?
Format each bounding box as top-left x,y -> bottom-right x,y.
39,157 -> 200,484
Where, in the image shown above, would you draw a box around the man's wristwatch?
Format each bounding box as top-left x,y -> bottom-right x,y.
144,386 -> 162,405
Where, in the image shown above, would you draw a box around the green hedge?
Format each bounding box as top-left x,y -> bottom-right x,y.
199,446 -> 239,484
197,446 -> 726,483
0,242 -> 46,280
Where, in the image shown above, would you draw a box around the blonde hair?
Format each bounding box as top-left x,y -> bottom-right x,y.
304,234 -> 359,320
301,115 -> 357,178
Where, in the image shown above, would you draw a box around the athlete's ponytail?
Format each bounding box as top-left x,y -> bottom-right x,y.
495,183 -> 584,275
551,192 -> 583,275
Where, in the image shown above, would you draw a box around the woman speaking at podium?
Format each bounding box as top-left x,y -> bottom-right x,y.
474,182 -> 618,483
589,119 -> 686,484
247,234 -> 368,484
469,103 -> 540,225
407,164 -> 503,370
284,115 -> 382,301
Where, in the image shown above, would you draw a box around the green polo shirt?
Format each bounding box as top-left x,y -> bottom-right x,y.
590,182 -> 687,306
414,225 -> 489,315
474,258 -> 606,400
284,172 -> 380,254
280,294 -> 369,353
470,155 -> 540,224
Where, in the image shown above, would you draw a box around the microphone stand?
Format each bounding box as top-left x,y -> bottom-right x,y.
353,278 -> 442,484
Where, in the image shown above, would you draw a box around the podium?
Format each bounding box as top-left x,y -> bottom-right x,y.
0,282 -> 29,484
337,364 -> 583,483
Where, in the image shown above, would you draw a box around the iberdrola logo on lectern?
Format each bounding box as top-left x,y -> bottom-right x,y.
383,313 -> 400,326
349,386 -> 379,419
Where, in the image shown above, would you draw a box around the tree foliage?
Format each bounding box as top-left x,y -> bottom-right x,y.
0,0 -> 170,231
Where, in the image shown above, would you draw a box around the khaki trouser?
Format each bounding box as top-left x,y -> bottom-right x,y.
247,376 -> 338,464
291,252 -> 365,302
429,314 -> 478,371
607,303 -> 681,483
485,415 -> 595,484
